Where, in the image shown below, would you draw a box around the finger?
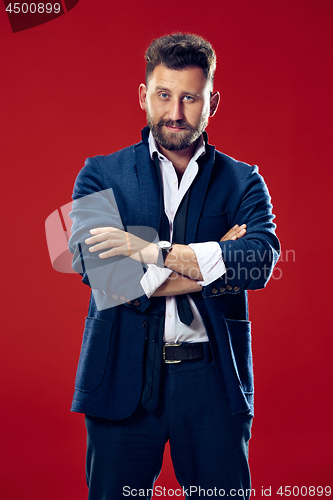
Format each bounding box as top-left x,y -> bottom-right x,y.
90,227 -> 119,235
232,224 -> 246,231
220,227 -> 240,241
231,228 -> 247,240
99,249 -> 115,258
227,225 -> 239,234
88,241 -> 111,252
229,224 -> 246,236
86,231 -> 125,245
86,233 -> 109,245
89,238 -> 127,252
221,225 -> 247,241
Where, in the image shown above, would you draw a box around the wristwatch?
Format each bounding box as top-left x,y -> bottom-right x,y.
156,240 -> 173,266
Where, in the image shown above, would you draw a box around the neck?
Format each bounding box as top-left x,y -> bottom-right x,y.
157,139 -> 198,178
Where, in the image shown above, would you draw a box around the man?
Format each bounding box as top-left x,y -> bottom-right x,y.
69,33 -> 280,500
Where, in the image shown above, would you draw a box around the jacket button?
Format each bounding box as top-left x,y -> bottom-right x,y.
211,287 -> 218,294
120,295 -> 126,302
219,286 -> 226,293
233,286 -> 240,292
133,299 -> 141,307
143,320 -> 146,328
112,294 -> 118,300
126,300 -> 132,305
226,285 -> 233,291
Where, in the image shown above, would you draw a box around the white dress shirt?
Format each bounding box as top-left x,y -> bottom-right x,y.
140,132 -> 226,343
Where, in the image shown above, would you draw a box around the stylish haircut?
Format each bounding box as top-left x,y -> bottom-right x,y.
145,33 -> 216,87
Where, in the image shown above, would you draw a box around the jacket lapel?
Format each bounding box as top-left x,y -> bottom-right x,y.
134,131 -> 161,237
186,141 -> 216,243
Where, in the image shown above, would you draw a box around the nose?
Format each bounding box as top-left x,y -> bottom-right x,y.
168,99 -> 184,122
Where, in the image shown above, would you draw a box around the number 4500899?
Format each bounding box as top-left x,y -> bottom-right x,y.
277,486 -> 331,496
6,3 -> 61,14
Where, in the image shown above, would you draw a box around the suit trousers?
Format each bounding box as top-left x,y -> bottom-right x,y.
85,356 -> 252,500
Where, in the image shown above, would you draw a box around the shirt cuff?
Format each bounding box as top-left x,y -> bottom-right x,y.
188,242 -> 226,286
140,264 -> 173,298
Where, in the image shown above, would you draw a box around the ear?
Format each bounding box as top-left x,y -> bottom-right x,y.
139,84 -> 147,111
209,91 -> 220,117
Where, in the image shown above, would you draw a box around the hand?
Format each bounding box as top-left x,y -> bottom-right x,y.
85,227 -> 159,264
220,224 -> 246,241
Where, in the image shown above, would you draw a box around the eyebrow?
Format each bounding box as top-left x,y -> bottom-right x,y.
154,86 -> 201,98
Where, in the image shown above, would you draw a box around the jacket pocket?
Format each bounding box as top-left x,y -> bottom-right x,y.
74,317 -> 114,393
225,318 -> 254,394
196,211 -> 230,243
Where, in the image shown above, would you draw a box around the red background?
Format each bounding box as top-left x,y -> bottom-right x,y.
1,0 -> 332,498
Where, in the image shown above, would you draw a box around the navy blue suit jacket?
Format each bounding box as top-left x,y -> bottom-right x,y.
68,126 -> 280,419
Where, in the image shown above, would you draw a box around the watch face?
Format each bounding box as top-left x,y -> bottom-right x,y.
158,241 -> 172,250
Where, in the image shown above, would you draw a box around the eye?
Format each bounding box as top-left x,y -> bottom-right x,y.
183,95 -> 195,102
159,92 -> 169,99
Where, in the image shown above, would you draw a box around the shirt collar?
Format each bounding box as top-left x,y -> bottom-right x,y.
148,130 -> 206,163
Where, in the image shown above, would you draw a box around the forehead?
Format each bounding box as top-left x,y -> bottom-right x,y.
147,65 -> 209,94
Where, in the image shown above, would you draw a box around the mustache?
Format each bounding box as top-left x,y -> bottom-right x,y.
157,119 -> 192,130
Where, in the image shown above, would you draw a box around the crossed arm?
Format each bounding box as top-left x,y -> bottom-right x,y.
85,224 -> 247,297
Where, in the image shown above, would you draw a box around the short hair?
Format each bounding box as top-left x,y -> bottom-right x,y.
145,33 -> 216,87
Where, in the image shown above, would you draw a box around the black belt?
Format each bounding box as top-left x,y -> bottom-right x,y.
162,342 -> 208,363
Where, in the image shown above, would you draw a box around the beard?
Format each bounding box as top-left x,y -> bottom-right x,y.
146,108 -> 208,151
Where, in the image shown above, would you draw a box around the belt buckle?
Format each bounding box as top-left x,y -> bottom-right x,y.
162,342 -> 182,363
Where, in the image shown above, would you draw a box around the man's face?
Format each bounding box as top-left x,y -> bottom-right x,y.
139,65 -> 219,151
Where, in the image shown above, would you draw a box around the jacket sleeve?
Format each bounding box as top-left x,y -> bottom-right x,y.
68,156 -> 151,312
202,165 -> 280,298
